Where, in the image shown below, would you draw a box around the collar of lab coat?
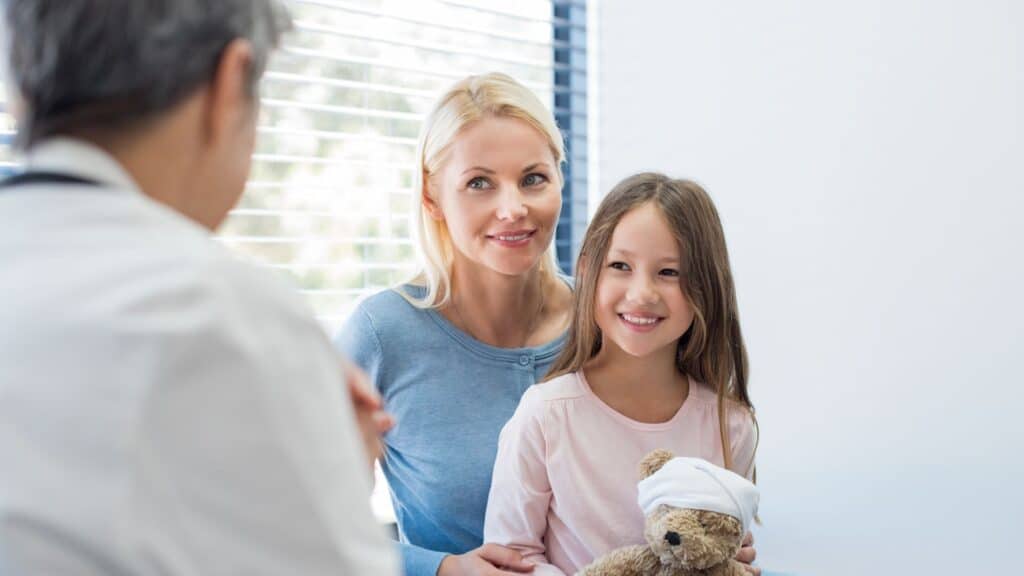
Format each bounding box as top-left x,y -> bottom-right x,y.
23,137 -> 141,193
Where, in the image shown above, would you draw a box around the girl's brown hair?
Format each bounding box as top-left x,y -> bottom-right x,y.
546,172 -> 758,476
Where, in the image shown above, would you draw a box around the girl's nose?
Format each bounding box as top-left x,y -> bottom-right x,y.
626,275 -> 659,305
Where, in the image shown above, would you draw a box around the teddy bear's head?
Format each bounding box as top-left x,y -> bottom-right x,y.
636,449 -> 756,571
643,504 -> 743,569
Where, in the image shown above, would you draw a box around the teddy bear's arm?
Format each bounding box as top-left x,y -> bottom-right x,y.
576,545 -> 661,576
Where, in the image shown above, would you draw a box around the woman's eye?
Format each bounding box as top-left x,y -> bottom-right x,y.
467,177 -> 492,190
608,261 -> 630,271
660,268 -> 680,277
521,173 -> 548,187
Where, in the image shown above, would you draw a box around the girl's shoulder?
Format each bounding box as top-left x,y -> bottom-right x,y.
687,380 -> 755,420
516,372 -> 587,414
531,371 -> 587,400
686,380 -> 719,406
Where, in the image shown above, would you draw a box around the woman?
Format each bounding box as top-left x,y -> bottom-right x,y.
335,72 -> 574,576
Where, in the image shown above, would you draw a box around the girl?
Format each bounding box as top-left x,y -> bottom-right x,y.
335,72 -> 574,576
484,173 -> 759,575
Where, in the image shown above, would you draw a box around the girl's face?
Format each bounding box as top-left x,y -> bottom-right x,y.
595,202 -> 695,359
425,115 -> 561,278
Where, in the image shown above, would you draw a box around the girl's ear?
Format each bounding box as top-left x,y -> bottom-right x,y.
574,252 -> 589,279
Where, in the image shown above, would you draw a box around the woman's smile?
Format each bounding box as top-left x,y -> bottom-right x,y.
487,228 -> 537,247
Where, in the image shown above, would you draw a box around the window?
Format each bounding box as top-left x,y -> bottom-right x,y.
0,83 -> 15,175
0,0 -> 589,334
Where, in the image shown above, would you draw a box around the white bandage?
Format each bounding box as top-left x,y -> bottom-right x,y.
636,457 -> 759,537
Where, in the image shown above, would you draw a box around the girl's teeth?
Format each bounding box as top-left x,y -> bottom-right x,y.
622,314 -> 658,325
497,233 -> 529,241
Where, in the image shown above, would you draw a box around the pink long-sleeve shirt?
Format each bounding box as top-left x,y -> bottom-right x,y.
483,371 -> 756,575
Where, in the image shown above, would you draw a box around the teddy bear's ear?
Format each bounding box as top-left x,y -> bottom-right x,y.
638,449 -> 675,479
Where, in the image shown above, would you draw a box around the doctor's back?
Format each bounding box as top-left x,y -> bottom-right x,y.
0,1 -> 397,575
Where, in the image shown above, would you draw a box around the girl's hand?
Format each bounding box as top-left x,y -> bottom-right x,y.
437,544 -> 535,576
341,358 -> 394,468
735,532 -> 761,575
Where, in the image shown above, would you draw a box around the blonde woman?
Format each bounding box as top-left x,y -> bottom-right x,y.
335,73 -> 574,576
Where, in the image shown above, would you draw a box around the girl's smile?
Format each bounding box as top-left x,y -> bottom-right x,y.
618,311 -> 664,332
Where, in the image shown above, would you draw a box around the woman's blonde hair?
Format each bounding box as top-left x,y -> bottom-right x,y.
405,72 -> 566,308
546,173 -> 759,478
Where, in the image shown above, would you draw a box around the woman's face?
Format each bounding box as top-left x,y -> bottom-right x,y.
425,115 -> 562,278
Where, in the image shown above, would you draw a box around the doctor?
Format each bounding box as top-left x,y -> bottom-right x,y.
0,1 -> 397,575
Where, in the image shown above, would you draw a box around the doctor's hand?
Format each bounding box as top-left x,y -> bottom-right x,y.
341,358 -> 394,468
437,544 -> 535,576
735,532 -> 761,575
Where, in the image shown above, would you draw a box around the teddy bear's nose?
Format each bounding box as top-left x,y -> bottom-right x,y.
664,531 -> 681,546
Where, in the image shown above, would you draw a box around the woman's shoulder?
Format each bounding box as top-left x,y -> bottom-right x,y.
335,284 -> 438,353
350,284 -> 432,326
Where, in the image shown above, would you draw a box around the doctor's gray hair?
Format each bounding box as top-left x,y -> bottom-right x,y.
1,0 -> 291,149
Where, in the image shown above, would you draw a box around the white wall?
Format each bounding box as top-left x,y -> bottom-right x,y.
597,1 -> 1022,574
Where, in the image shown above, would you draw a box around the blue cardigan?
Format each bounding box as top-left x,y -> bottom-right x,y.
335,285 -> 568,576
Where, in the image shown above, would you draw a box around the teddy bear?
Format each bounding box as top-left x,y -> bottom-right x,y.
577,449 -> 760,576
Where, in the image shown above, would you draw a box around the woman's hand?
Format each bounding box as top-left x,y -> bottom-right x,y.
735,532 -> 761,575
437,544 -> 536,576
341,358 -> 394,468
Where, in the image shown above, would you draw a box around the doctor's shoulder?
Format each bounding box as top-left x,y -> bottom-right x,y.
121,216 -> 325,346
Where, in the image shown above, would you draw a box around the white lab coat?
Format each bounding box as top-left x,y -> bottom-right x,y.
0,139 -> 398,575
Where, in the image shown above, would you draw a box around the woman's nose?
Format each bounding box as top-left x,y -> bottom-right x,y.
495,186 -> 528,221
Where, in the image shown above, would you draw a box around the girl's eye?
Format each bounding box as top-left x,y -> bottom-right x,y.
608,261 -> 631,271
521,173 -> 549,187
660,268 -> 680,277
467,177 -> 492,190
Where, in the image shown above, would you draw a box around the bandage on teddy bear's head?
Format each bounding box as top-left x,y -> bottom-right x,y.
635,449 -> 759,570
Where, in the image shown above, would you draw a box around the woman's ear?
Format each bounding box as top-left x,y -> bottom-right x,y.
421,178 -> 444,222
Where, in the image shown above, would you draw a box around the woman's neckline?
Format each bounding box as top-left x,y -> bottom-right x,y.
399,280 -> 572,362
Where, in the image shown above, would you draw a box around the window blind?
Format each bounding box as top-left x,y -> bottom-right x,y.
0,0 -> 589,334
231,0 -> 587,332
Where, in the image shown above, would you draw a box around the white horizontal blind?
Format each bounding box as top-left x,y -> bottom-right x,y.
223,0 -> 563,332
0,1 -> 571,334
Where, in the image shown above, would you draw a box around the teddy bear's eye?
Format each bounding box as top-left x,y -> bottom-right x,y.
664,531 -> 681,546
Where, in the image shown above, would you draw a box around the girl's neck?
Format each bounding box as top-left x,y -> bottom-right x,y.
584,340 -> 689,424
446,258 -> 548,348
